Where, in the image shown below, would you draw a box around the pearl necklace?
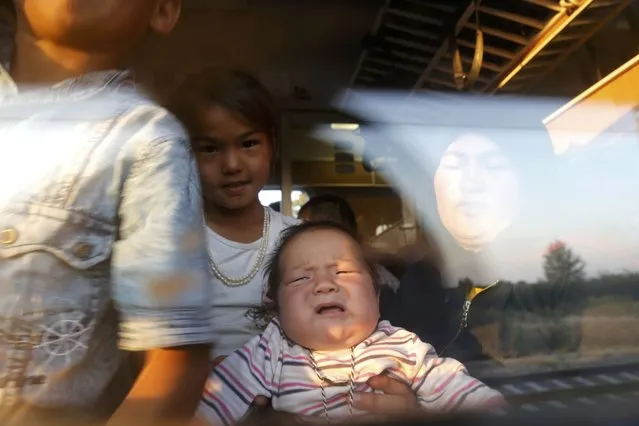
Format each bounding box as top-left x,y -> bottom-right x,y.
308,348 -> 356,424
207,206 -> 271,287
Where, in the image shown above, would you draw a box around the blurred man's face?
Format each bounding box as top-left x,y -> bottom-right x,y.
15,0 -> 179,51
434,133 -> 519,251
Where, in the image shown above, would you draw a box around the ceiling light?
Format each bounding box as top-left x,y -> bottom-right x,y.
331,123 -> 360,131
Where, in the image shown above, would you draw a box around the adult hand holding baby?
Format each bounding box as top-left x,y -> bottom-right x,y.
248,375 -> 419,419
353,375 -> 419,415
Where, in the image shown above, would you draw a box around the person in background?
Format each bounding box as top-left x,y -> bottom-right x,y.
197,221 -> 504,426
298,194 -> 401,322
0,0 -> 213,424
170,69 -> 421,416
298,194 -> 400,292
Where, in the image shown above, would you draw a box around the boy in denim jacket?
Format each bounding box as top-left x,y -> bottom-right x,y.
0,1 -> 213,424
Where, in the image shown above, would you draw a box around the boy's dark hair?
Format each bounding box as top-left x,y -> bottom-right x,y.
247,221 -> 380,329
0,0 -> 15,27
298,194 -> 358,233
170,67 -> 278,143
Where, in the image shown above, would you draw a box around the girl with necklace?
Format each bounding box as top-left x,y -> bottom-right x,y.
171,68 -> 298,359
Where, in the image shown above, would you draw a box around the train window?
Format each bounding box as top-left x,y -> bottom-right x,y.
259,189 -> 309,217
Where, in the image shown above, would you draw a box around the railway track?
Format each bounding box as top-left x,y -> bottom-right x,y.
479,360 -> 639,412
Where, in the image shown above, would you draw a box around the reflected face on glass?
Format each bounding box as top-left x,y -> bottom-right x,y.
434,133 -> 519,251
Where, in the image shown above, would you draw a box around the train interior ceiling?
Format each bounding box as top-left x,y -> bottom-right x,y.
0,0 -> 636,243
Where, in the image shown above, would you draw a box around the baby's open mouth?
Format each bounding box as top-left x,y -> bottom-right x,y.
315,303 -> 346,315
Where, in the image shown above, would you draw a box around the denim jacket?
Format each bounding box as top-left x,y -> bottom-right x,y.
0,69 -> 213,410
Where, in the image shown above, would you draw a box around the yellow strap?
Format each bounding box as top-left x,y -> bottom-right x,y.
467,280 -> 500,301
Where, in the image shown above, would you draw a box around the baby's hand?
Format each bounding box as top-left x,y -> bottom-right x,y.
253,395 -> 270,407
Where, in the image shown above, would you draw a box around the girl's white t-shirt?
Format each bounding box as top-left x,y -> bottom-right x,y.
207,209 -> 299,358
